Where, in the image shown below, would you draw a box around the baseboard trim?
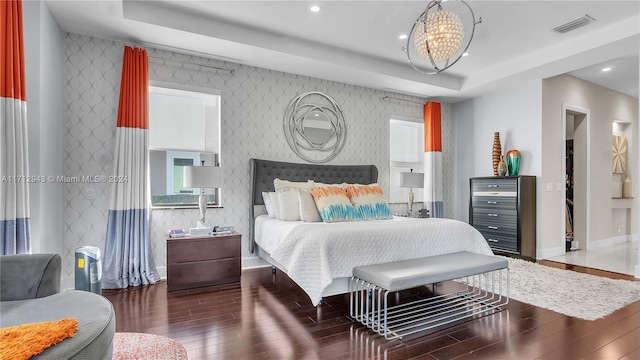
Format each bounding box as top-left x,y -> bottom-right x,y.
538,246 -> 565,260
590,235 -> 631,250
156,266 -> 167,280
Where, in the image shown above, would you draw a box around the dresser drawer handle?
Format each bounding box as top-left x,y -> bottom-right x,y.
488,213 -> 498,217
488,226 -> 499,230
487,239 -> 499,243
487,201 -> 498,204
487,184 -> 499,188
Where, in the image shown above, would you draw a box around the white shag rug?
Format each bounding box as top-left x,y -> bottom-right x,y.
496,257 -> 640,320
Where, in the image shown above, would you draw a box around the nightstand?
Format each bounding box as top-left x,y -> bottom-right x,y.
166,231 -> 241,291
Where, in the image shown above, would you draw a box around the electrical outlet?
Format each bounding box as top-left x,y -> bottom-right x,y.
557,183 -> 563,192
617,225 -> 624,233
85,187 -> 95,200
546,183 -> 553,191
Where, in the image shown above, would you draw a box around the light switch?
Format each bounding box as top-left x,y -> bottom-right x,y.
545,183 -> 553,192
557,183 -> 563,192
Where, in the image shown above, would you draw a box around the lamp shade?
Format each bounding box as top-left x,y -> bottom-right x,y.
399,171 -> 424,189
183,166 -> 222,188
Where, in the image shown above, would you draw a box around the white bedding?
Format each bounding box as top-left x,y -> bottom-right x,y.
255,215 -> 493,305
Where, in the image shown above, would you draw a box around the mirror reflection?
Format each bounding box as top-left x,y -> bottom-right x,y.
302,110 -> 333,145
150,150 -> 219,206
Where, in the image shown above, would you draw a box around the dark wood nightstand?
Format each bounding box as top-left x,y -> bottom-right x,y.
166,231 -> 241,291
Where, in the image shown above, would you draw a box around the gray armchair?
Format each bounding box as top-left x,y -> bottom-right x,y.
0,253 -> 115,359
0,253 -> 61,300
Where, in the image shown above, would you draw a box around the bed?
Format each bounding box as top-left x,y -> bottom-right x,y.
249,158 -> 492,305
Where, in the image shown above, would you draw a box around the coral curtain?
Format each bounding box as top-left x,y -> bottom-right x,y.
423,101 -> 443,218
102,46 -> 159,288
1,0 -> 32,254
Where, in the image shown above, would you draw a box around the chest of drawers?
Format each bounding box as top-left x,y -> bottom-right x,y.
469,176 -> 536,259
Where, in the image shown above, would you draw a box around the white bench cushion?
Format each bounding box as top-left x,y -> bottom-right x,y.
352,251 -> 508,292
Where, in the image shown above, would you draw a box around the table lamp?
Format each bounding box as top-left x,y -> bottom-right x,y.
183,161 -> 222,232
399,169 -> 424,217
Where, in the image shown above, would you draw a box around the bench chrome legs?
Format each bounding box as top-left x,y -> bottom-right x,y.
350,268 -> 509,340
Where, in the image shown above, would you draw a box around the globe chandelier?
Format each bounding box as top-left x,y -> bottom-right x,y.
404,0 -> 481,75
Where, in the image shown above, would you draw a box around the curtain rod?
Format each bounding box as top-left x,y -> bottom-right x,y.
381,96 -> 425,105
148,55 -> 234,74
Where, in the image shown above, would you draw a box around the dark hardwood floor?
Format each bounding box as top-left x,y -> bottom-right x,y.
103,263 -> 640,360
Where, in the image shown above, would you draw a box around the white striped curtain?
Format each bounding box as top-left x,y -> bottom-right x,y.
1,0 -> 32,254
423,101 -> 443,218
102,46 -> 159,288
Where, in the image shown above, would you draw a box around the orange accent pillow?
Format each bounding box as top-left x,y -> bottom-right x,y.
345,183 -> 393,220
0,318 -> 79,360
311,186 -> 360,222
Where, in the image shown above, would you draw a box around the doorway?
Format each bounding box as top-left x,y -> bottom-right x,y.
562,105 -> 590,252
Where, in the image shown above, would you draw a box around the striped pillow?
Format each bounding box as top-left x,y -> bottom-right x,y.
345,184 -> 392,220
311,186 -> 360,222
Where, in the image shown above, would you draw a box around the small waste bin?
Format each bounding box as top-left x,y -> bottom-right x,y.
75,246 -> 102,294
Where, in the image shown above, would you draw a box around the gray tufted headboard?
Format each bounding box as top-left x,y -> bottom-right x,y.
249,158 -> 378,253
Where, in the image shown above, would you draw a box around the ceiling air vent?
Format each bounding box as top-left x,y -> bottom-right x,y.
553,15 -> 596,33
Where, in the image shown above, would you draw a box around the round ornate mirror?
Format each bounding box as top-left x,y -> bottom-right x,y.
284,92 -> 346,163
302,110 -> 333,146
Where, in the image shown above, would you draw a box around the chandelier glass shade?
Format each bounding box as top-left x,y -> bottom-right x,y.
415,6 -> 464,62
405,0 -> 481,75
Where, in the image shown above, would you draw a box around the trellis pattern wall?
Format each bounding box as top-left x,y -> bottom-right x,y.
62,33 -> 455,284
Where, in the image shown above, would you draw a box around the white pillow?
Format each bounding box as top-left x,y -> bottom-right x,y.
274,178 -> 311,191
262,191 -> 276,218
274,178 -> 311,221
269,192 -> 282,219
298,189 -> 322,222
277,188 -> 301,221
309,180 -> 345,188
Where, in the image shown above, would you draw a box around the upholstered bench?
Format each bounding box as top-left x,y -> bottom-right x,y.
350,251 -> 509,340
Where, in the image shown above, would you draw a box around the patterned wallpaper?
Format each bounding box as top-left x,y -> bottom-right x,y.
62,33 -> 455,283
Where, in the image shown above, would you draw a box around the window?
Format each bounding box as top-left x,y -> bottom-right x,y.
148,84 -> 221,207
389,117 -> 424,203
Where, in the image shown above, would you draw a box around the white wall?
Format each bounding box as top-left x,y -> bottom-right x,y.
453,80 -> 543,230
57,34 -> 461,288
23,1 -> 65,256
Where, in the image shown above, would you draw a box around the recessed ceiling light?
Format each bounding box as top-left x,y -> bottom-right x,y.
462,52 -> 470,57
310,5 -> 321,13
398,34 -> 408,40
602,67 -> 612,72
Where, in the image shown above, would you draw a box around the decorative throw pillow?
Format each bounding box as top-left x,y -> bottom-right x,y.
311,186 -> 360,222
298,189 -> 322,222
346,183 -> 393,220
274,179 -> 311,221
269,192 -> 282,219
277,188 -> 302,221
309,180 -> 345,188
262,192 -> 276,218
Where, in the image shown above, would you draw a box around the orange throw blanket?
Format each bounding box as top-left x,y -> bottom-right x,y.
0,318 -> 79,360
